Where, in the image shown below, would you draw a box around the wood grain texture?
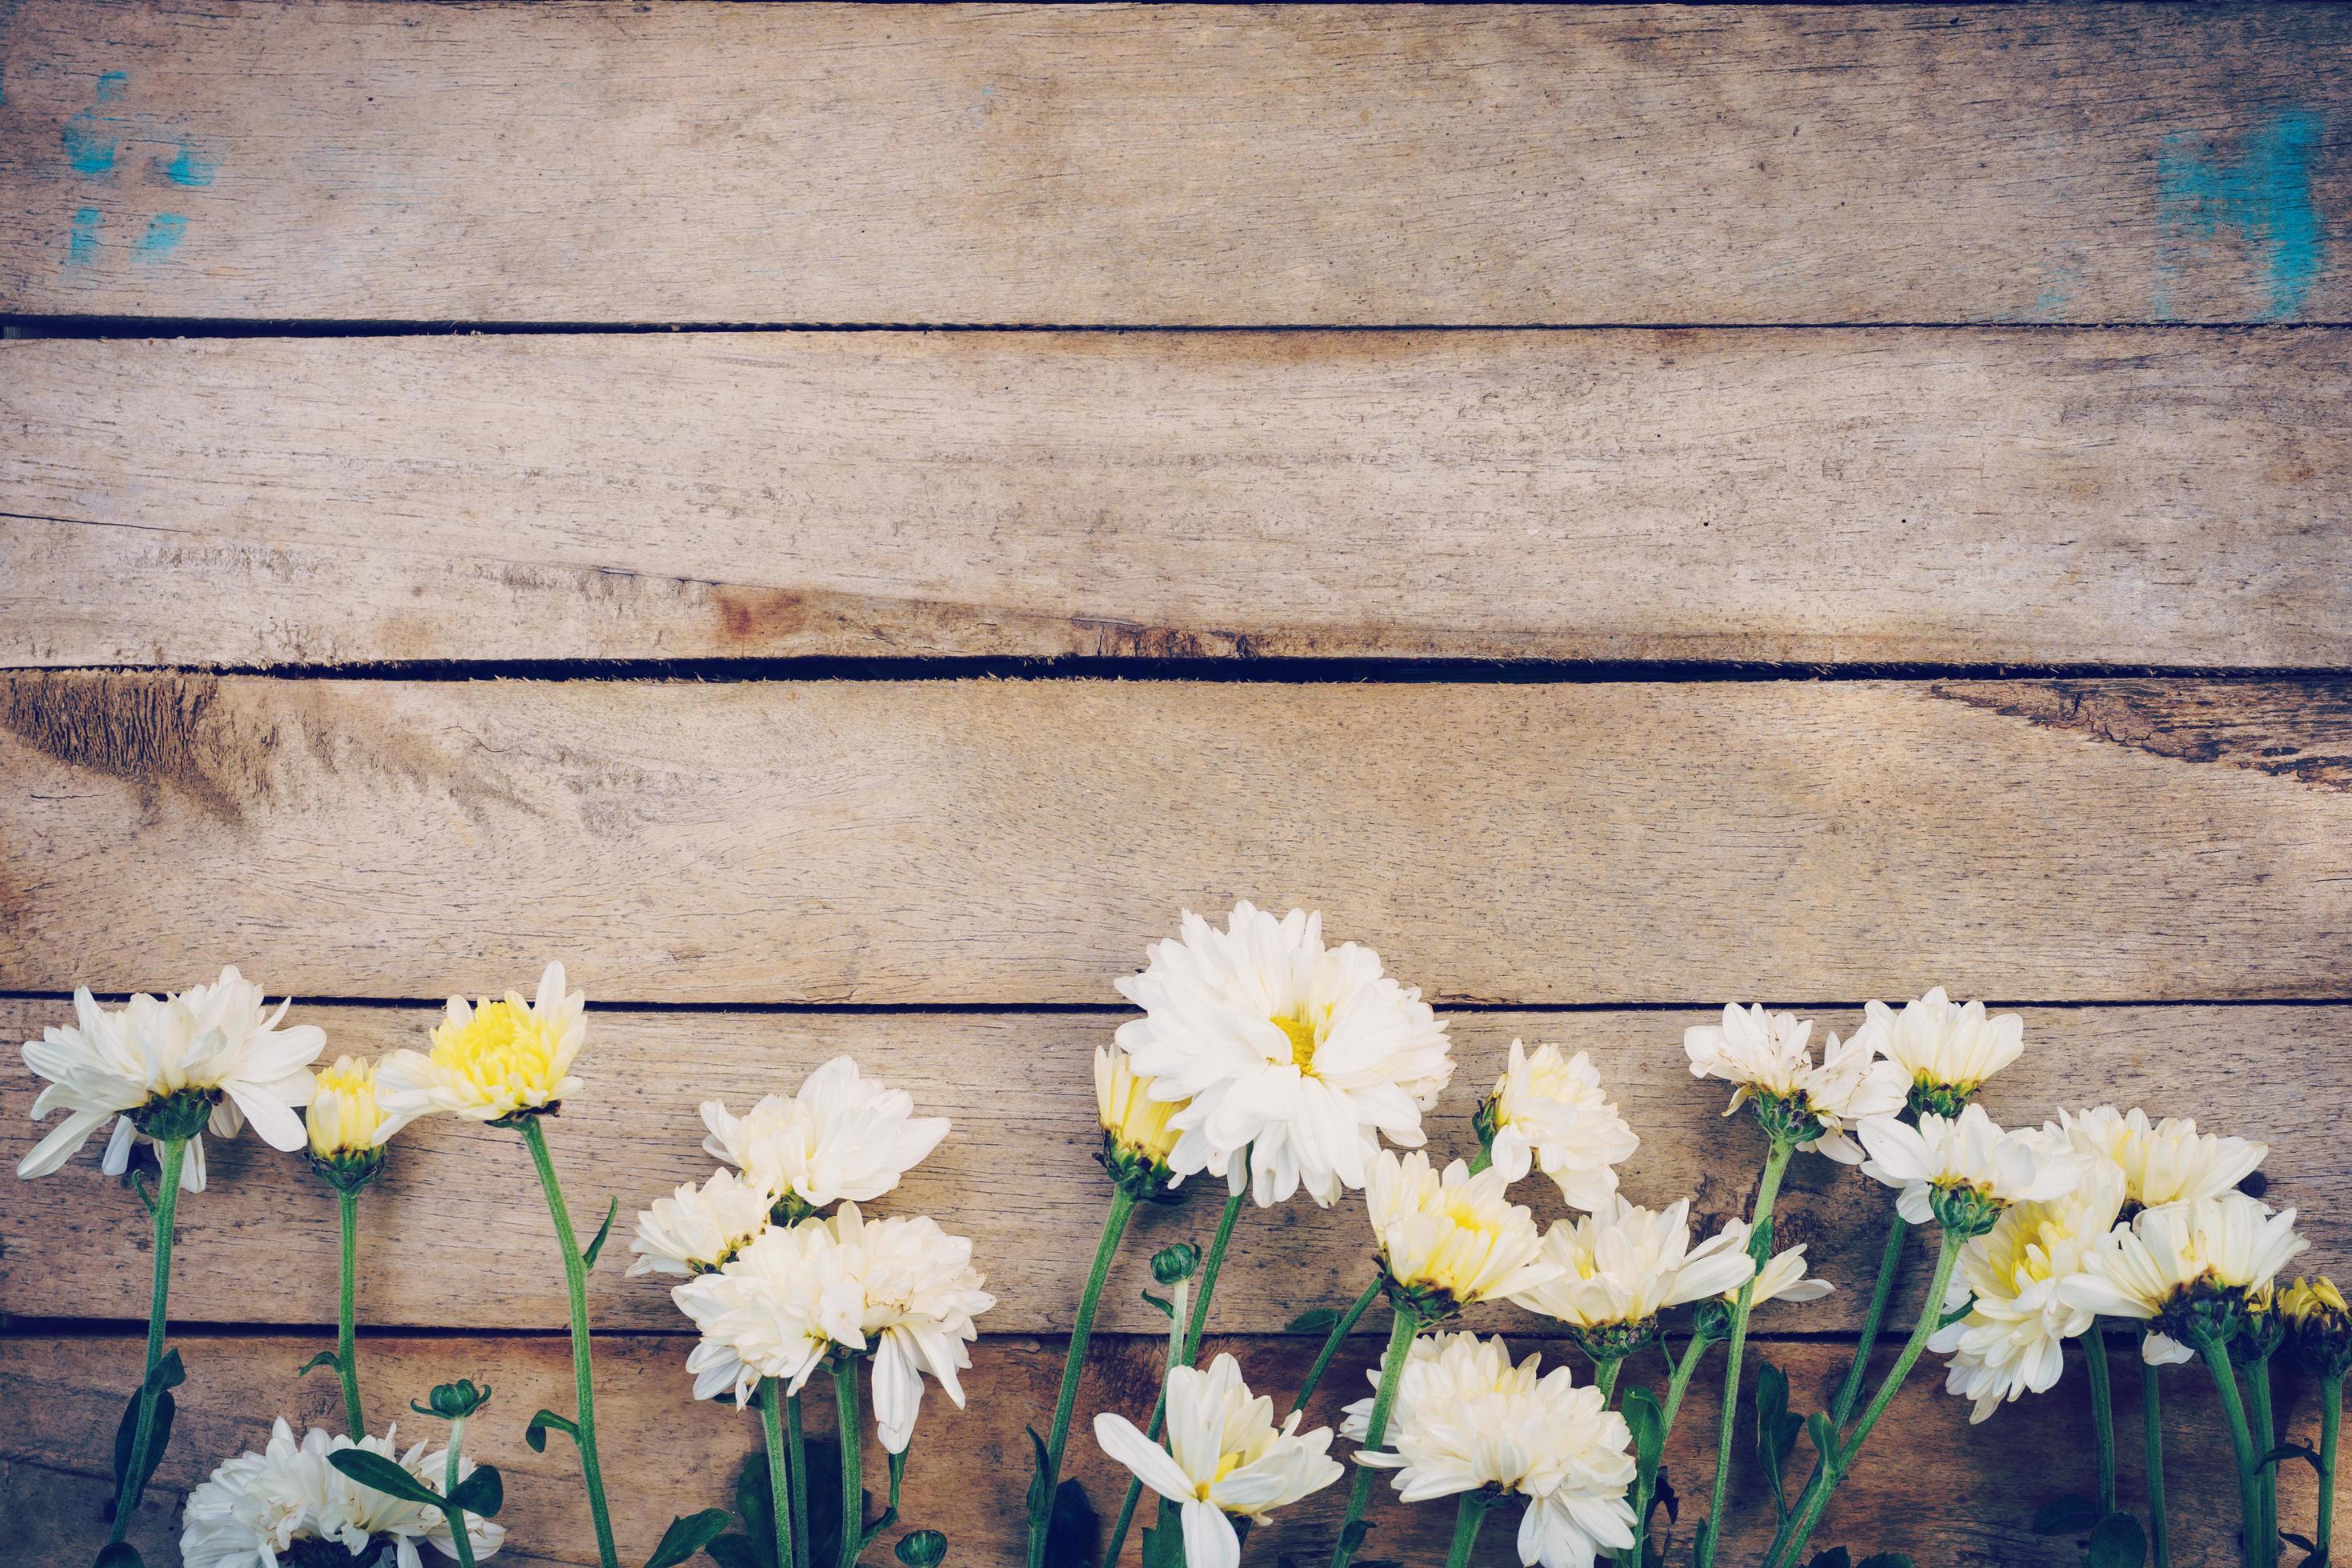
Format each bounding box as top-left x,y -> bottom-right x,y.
1,3 -> 2347,324
4,672 -> 2351,1006
4,1330 -> 2333,1567
5,329 -> 2350,667
2,1002 -> 2345,1338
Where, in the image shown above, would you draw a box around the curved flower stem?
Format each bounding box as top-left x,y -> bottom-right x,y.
2245,1350 -> 2278,1568
2084,1323 -> 2118,1515
2194,1333 -> 2266,1568
1030,1185 -> 1136,1568
2143,1357 -> 2170,1568
832,1358 -> 865,1568
1830,1211 -> 1909,1430
336,1186 -> 366,1438
518,1116 -> 620,1568
1443,1490 -> 1493,1568
1329,1309 -> 1421,1568
760,1378 -> 798,1568
2318,1371 -> 2341,1561
1288,1278 -> 1383,1421
1697,1134 -> 1794,1568
1592,1354 -> 1624,1405
441,1414 -> 481,1568
787,1392 -> 812,1568
109,1134 -> 187,1545
1769,1225 -> 1962,1568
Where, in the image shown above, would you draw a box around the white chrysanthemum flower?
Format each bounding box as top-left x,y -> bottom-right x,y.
1094,1354 -> 1342,1568
1510,1198 -> 1754,1331
2056,1106 -> 2267,1210
1351,1332 -> 1637,1568
1480,1041 -> 1640,1211
1863,987 -> 2025,1100
627,1166 -> 774,1278
179,1418 -> 502,1568
1114,902 -> 1455,1208
831,1203 -> 995,1453
1683,1004 -> 1906,1163
1717,1225 -> 1835,1308
675,1217 -> 862,1406
374,962 -> 585,1130
1858,1105 -> 2094,1227
701,1055 -> 950,1214
1929,1159 -> 2126,1422
1365,1150 -> 1558,1314
20,970 -> 326,1194
2061,1192 -> 2310,1365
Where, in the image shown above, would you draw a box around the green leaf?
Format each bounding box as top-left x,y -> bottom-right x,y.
1622,1387 -> 1666,1481
447,1463 -> 504,1519
1854,1556 -> 1916,1568
145,1348 -> 186,1394
1142,1290 -> 1175,1322
296,1350 -> 342,1379
1806,1550 -> 1851,1568
526,1407 -> 580,1454
1754,1361 -> 1804,1522
2031,1496 -> 2103,1535
582,1195 -> 620,1269
327,1448 -> 447,1508
705,1538 -> 766,1568
2261,1442 -> 2322,1474
106,1374 -> 179,1522
1286,1307 -> 1342,1334
643,1508 -> 734,1568
130,1166 -> 157,1218
1691,1518 -> 1716,1568
733,1444 -> 774,1555
1025,1425 -> 1054,1524
1043,1476 -> 1099,1568
2085,1512 -> 2148,1568
1802,1411 -> 1841,1478
1141,1519 -> 1186,1568
93,1546 -> 146,1568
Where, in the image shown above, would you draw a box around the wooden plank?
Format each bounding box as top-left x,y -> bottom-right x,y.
1,4 -> 2346,325
2,1330 -> 2326,1567
5,330 -> 2350,668
3,671 -> 2350,1005
2,1002 -> 2344,1334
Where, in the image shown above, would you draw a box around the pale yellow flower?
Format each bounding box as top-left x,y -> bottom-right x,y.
306,1056 -> 391,1158
374,962 -> 586,1130
1096,1044 -> 1182,1169
1365,1150 -> 1557,1315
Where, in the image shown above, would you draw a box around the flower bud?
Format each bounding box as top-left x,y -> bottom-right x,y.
1150,1242 -> 1202,1286
1927,1182 -> 2003,1240
896,1530 -> 949,1568
413,1378 -> 494,1420
2282,1276 -> 2352,1378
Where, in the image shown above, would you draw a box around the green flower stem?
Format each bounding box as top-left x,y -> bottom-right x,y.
110,1134 -> 188,1545
1030,1184 -> 1137,1568
1622,1334 -> 1714,1568
2246,1350 -> 2278,1568
1443,1490 -> 1493,1568
1592,1354 -> 1624,1405
1698,1135 -> 1794,1568
761,1378 -> 798,1568
1830,1211 -> 1909,1430
1328,1309 -> 1420,1568
787,1392 -> 812,1568
1288,1278 -> 1383,1420
2085,1323 -> 2118,1515
832,1358 -> 864,1568
441,1414 -> 481,1568
2144,1357 -> 2170,1568
2318,1370 -> 2341,1560
336,1186 -> 366,1438
2194,1333 -> 2266,1568
518,1116 -> 620,1568
1769,1226 -> 1962,1568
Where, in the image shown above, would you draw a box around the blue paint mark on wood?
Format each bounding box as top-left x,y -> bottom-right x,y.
2156,109 -> 2328,321
61,70 -> 130,177
133,213 -> 187,262
163,145 -> 218,187
66,207 -> 102,267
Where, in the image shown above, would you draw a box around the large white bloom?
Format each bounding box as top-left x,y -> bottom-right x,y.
1366,1150 -> 1558,1312
1683,1005 -> 1906,1163
2056,1106 -> 2267,1210
1858,1105 -> 2094,1226
1510,1198 -> 1754,1330
1481,1041 -> 1639,1211
675,1216 -> 861,1406
701,1055 -> 950,1213
627,1166 -> 774,1278
179,1418 -> 503,1568
374,962 -> 585,1130
20,970 -> 326,1193
2061,1192 -> 2310,1365
1093,1354 -> 1342,1568
1929,1159 -> 2126,1422
1114,902 -> 1455,1207
1351,1332 -> 1636,1568
1862,987 -> 2025,1097
830,1203 -> 995,1453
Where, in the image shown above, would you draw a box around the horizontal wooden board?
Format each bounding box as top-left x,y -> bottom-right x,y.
5,330 -> 2350,667
3,1330 -> 2327,1567
2,1002 -> 2345,1335
3,672 -> 2351,1006
0,4 -> 2346,324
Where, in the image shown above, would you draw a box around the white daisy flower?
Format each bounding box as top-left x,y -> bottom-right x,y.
1479,1041 -> 1640,1211
1718,1226 -> 1836,1308
1351,1332 -> 1637,1568
179,1418 -> 503,1568
1510,1197 -> 1754,1334
1862,987 -> 2026,1106
1857,1105 -> 2095,1230
675,1216 -> 862,1406
20,970 -> 326,1193
2061,1192 -> 2310,1365
700,1055 -> 950,1214
1929,1158 -> 2126,1422
374,962 -> 585,1130
1365,1150 -> 1558,1317
830,1203 -> 995,1454
1684,1004 -> 1906,1163
1092,1354 -> 1342,1568
2055,1105 -> 2267,1210
1114,902 -> 1455,1208
627,1166 -> 775,1278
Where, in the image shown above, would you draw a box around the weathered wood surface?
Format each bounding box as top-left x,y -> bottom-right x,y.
4,672 -> 2350,1006
5,329 -> 2350,667
1,4 -> 2346,325
3,1330 -> 2326,1568
1,1002 -> 2342,1337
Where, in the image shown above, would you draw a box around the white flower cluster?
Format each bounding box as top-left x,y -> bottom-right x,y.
180,1418 -> 502,1568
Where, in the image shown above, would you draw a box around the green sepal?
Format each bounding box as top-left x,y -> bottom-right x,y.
1286,1307 -> 1342,1334
2030,1496 -> 2102,1535
526,1407 -> 580,1454
2085,1512 -> 2147,1568
447,1463 -> 503,1518
296,1350 -> 342,1380
642,1508 -> 734,1568
326,1448 -> 447,1508
582,1195 -> 619,1269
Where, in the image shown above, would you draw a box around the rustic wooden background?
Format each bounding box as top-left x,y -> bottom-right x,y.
2,4 -> 2347,1565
